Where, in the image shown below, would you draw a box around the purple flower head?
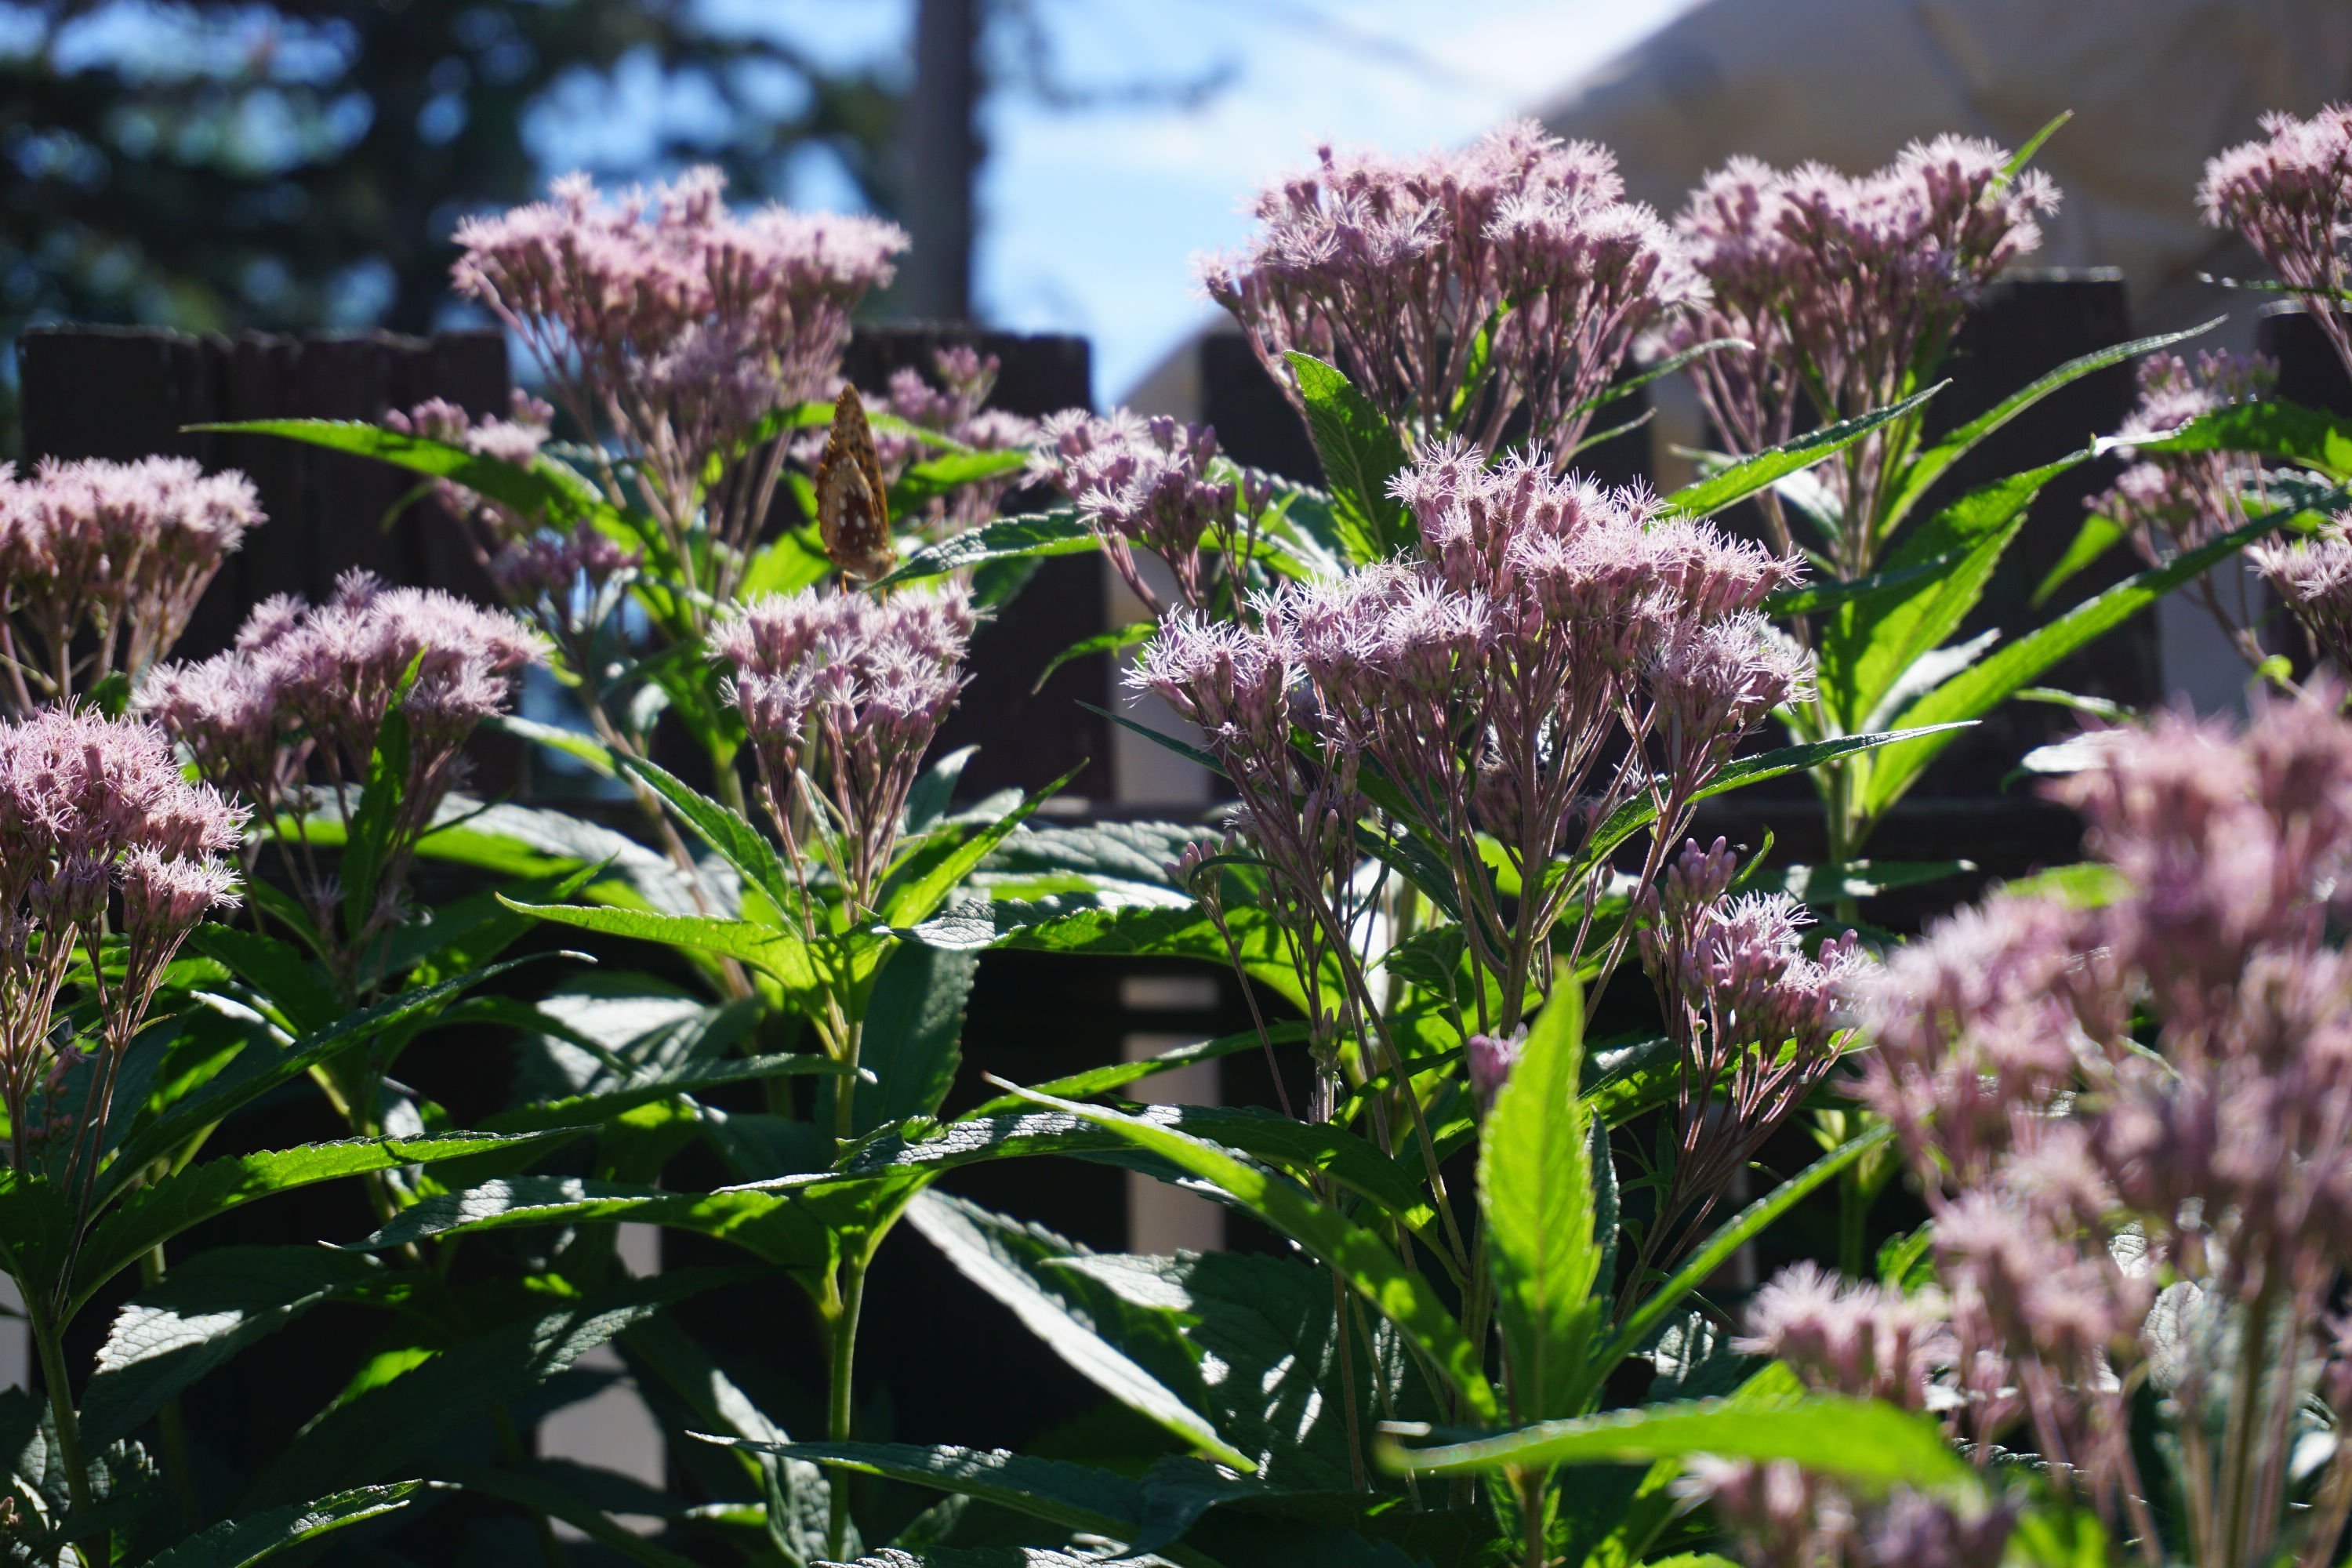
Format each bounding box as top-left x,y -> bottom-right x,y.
452,168 -> 908,572
1737,1262 -> 1953,1411
2201,105 -> 2352,379
1032,409 -> 1245,612
1131,612 -> 1298,761
1661,136 -> 2056,575
1199,121 -> 1699,457
2253,511 -> 2352,670
0,709 -> 245,1154
0,456 -> 264,706
711,586 -> 975,909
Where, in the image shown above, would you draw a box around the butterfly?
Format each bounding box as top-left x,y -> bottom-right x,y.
814,383 -> 897,582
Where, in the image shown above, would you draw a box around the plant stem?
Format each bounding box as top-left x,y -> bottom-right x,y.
824,1257 -> 870,1562
30,1301 -> 103,1568
2220,1290 -> 2276,1568
1836,1165 -> 1870,1278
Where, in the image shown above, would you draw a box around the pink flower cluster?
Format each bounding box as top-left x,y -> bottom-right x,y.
2201,105 -> 2352,379
1845,686 -> 2352,1555
2084,350 -> 2280,664
1661,137 -> 2056,571
0,710 -> 244,1174
1032,410 -> 1267,614
862,347 -> 1040,535
383,395 -> 640,648
2252,511 -> 2352,670
1636,839 -> 1863,1263
1134,443 -> 1806,1073
1197,121 -> 1701,458
452,167 -> 908,575
711,586 -> 975,914
0,456 -> 263,707
139,570 -> 544,956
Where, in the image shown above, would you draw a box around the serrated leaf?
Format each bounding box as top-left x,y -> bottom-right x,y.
100,960 -> 539,1203
877,509 -> 1094,587
242,1272 -> 728,1508
191,417 -> 605,524
73,1131 -> 577,1312
1882,319 -> 2220,528
995,1083 -> 1499,1421
132,1482 -> 422,1568
1479,976 -> 1600,1423
85,1247 -> 382,1449
850,944 -> 979,1135
618,754 -> 800,920
346,1174 -> 837,1272
1663,385 -> 1945,521
2107,396 -> 2352,481
1860,490 -> 2339,815
1284,352 -> 1414,561
877,767 -> 1082,931
1382,1394 -> 1973,1498
2031,512 -> 2129,608
907,1193 -> 1253,1470
1818,456 -> 2082,730
483,1051 -> 849,1134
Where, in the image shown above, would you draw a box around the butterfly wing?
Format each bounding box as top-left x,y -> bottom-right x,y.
815,385 -> 897,580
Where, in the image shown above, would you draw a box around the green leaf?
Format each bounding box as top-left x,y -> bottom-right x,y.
101,960 -> 539,1200
965,1024 -> 1304,1118
1033,620 -> 1155,695
876,509 -> 1093,587
851,944 -> 980,1136
243,1273 -> 726,1509
346,1175 -> 835,1273
906,1192 -> 1254,1470
1382,1395 -> 1974,1498
2031,513 -> 2128,608
1479,977 -> 1601,1424
132,1483 -> 423,1568
1284,352 -> 1414,561
84,1247 -> 382,1449
890,446 -> 1033,510
339,672 -> 417,938
189,418 -> 605,524
498,898 -> 847,997
1819,454 -> 2082,728
431,1464 -> 705,1568
1994,861 -> 2132,907
1662,385 -> 1945,521
617,753 -> 799,920
1997,109 -> 2071,187
2118,396 -> 2352,481
878,766 -> 1082,930
995,1082 -> 1500,1421
1585,1124 -> 1895,1399
73,1131 -> 578,1312
1860,491 -> 2337,816
482,1051 -> 850,1134
181,927 -> 339,1035
1583,726 -> 1973,868
488,714 -> 619,775
700,1439 -> 1261,1564
1883,319 -> 2220,528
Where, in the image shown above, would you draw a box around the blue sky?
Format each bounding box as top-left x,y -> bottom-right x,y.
701,0 -> 1699,403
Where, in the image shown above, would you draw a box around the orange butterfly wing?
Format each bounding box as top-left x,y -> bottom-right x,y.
815,385 -> 896,581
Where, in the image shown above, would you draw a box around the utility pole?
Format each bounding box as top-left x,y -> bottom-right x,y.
899,0 -> 980,321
